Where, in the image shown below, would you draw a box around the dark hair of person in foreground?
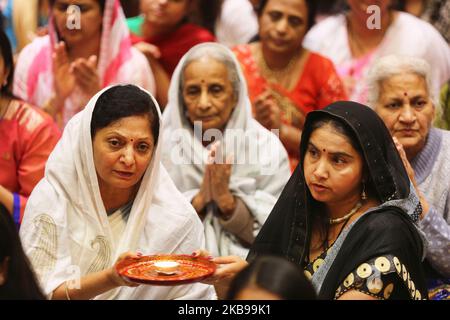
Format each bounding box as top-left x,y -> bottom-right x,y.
227,255 -> 316,300
0,204 -> 45,300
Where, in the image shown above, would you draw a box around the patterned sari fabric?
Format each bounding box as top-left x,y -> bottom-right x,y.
13,0 -> 155,127
233,45 -> 347,170
248,101 -> 428,300
428,279 -> 450,300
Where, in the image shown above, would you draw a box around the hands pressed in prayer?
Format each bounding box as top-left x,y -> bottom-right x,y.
53,42 -> 101,103
192,142 -> 236,218
254,90 -> 282,130
393,137 -> 430,219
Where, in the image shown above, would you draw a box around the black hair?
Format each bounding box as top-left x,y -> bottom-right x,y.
315,0 -> 348,16
335,0 -> 404,13
0,29 -> 15,97
227,256 -> 316,300
190,0 -> 223,34
0,205 -> 46,300
49,0 -> 106,14
90,85 -> 160,145
120,0 -> 140,18
309,118 -> 362,153
256,0 -> 317,32
306,117 -> 376,251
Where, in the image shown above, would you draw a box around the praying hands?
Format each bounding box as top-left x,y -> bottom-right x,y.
53,41 -> 101,104
192,142 -> 236,219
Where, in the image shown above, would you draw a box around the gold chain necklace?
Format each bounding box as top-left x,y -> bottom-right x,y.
256,47 -> 300,82
329,201 -> 363,225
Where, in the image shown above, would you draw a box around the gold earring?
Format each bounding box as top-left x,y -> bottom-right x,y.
361,182 -> 367,200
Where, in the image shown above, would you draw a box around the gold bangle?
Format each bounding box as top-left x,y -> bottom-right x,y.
64,281 -> 71,300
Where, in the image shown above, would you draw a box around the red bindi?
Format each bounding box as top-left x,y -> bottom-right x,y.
404,92 -> 408,96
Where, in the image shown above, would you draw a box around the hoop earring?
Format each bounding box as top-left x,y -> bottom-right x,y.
361,182 -> 367,201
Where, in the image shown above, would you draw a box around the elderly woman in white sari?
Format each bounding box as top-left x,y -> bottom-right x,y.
19,84 -> 215,300
161,43 -> 290,259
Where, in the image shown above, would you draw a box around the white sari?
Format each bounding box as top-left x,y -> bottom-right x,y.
19,86 -> 215,300
161,43 -> 291,258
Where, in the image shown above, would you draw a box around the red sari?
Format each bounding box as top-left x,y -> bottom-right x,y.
233,44 -> 347,169
0,100 -> 60,224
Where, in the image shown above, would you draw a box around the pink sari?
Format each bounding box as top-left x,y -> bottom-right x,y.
13,0 -> 155,127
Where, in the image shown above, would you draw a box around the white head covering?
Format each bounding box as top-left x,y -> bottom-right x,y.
161,43 -> 291,258
20,85 -> 215,300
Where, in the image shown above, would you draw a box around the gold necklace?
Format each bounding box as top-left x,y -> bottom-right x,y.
329,201 -> 363,225
256,46 -> 300,82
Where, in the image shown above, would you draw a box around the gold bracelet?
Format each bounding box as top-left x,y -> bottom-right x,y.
64,281 -> 71,300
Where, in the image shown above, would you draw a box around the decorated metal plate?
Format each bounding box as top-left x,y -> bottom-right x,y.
116,254 -> 216,286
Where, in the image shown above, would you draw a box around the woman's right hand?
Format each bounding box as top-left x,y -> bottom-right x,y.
52,41 -> 75,102
393,137 -> 430,219
133,42 -> 161,60
109,251 -> 142,287
192,250 -> 248,285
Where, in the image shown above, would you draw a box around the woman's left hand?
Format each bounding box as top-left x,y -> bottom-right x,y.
72,56 -> 101,98
109,251 -> 142,287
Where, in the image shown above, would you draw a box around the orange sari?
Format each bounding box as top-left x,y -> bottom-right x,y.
233,45 -> 347,169
0,100 -> 60,225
